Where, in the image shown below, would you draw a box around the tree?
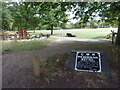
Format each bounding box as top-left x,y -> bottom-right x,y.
73,2 -> 120,45
38,2 -> 68,35
88,20 -> 98,28
7,2 -> 41,32
1,2 -> 14,31
7,2 -> 23,31
7,2 -> 69,34
74,22 -> 86,28
99,2 -> 120,45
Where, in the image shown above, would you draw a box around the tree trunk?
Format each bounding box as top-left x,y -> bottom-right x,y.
25,23 -> 27,30
51,25 -> 53,35
34,30 -> 35,33
18,27 -> 19,32
12,27 -> 14,31
115,19 -> 120,45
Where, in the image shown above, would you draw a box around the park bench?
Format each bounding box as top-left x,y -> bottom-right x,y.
66,33 -> 76,37
106,30 -> 117,44
31,33 -> 50,38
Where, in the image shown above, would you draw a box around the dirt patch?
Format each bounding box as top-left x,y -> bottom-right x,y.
2,39 -> 119,88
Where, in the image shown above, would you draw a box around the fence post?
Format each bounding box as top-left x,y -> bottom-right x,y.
33,56 -> 40,77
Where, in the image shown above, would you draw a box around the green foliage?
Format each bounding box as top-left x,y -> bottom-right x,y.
73,2 -> 120,45
98,2 -> 120,23
8,2 -> 40,30
66,23 -> 74,29
2,2 -> 119,30
37,2 -> 69,34
1,2 -> 14,30
73,2 -> 120,26
2,2 -> 69,33
72,19 -> 114,29
2,1 -> 120,44
74,22 -> 89,28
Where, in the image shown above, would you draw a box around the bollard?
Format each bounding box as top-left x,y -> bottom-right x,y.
33,56 -> 40,77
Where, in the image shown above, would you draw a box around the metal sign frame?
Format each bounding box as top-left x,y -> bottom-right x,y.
68,50 -> 109,73
74,51 -> 102,72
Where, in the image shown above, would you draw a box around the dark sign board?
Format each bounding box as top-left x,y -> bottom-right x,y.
75,52 -> 101,72
68,51 -> 109,73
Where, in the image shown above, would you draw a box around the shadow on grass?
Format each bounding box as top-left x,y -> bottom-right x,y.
92,36 -> 106,39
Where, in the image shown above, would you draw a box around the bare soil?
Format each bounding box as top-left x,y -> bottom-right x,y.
2,39 -> 119,88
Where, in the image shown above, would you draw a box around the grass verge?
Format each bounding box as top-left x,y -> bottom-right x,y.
2,38 -> 54,53
28,28 -> 117,41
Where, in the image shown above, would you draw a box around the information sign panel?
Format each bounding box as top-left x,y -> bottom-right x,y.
75,52 -> 101,72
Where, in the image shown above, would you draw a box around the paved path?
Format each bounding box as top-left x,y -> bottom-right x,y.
51,36 -> 112,43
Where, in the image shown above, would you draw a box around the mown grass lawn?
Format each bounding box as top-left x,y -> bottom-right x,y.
2,38 -> 54,53
28,28 -> 117,41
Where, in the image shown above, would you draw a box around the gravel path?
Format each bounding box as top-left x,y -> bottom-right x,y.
2,39 -> 82,88
2,39 -> 112,88
51,36 -> 112,43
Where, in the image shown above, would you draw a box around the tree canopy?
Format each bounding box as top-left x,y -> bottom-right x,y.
1,1 -> 120,45
73,2 -> 120,45
1,2 -> 14,30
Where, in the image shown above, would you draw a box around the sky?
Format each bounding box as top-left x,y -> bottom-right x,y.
66,11 -> 101,24
66,11 -> 79,24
